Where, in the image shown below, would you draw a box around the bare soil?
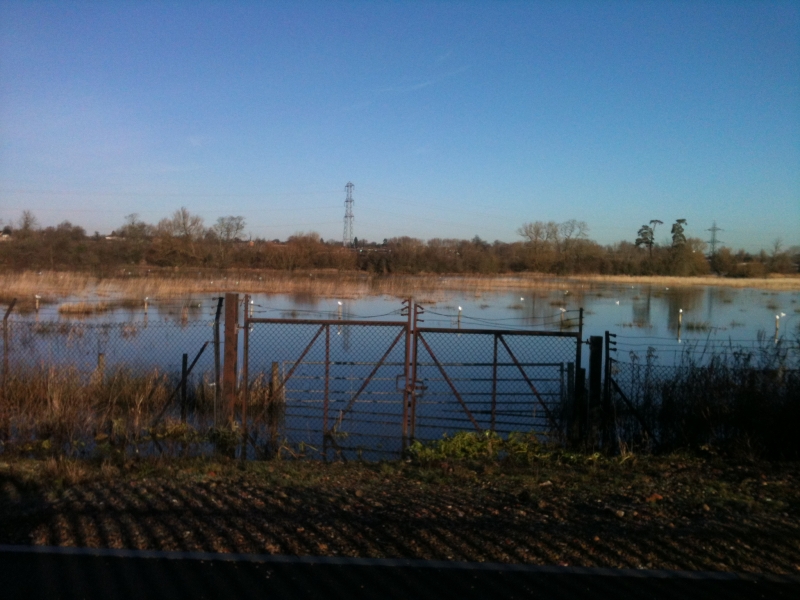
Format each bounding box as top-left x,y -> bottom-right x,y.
1,455 -> 798,575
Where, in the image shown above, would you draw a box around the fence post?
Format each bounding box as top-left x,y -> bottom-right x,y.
2,299 -> 16,392
576,367 -> 586,442
180,353 -> 188,423
409,303 -> 425,440
213,297 -> 223,427
491,333 -> 498,433
323,323 -> 330,457
603,331 -> 615,450
401,298 -> 412,447
241,294 -> 250,460
223,292 -> 239,425
589,335 -> 603,448
95,353 -> 106,385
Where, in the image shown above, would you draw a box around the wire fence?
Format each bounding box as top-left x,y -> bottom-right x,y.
1,308 -> 582,460
606,349 -> 800,458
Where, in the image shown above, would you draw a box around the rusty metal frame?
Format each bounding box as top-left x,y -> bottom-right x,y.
245,316 -> 411,443
497,334 -> 559,430
338,327 -> 407,418
416,332 -> 481,431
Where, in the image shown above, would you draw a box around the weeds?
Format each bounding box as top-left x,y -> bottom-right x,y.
611,337 -> 800,459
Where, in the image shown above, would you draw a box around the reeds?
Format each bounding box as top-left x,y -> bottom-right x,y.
58,301 -> 111,315
0,365 -> 215,457
3,270 -> 797,308
611,340 -> 800,459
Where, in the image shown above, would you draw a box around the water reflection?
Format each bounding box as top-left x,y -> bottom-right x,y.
7,282 -> 799,369
631,289 -> 652,328
665,287 -> 703,332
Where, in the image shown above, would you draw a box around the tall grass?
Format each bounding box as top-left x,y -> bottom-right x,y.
611,338 -> 800,459
0,366 -> 230,457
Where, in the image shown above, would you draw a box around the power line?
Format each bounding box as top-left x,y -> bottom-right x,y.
706,221 -> 724,256
343,182 -> 354,248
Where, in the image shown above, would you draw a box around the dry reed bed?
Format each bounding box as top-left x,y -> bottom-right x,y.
0,365 -> 286,458
1,271 -> 798,309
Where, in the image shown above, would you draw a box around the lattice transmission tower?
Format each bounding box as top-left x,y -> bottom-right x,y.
706,221 -> 723,256
343,181 -> 354,247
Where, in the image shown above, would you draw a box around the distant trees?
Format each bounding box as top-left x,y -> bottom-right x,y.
635,219 -> 662,257
119,213 -> 151,240
671,219 -> 687,247
17,210 -> 39,238
213,216 -> 246,243
516,219 -> 591,273
0,209 -> 794,277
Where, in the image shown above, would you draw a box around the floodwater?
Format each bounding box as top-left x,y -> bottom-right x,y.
9,282 -> 800,369
3,281 -> 798,458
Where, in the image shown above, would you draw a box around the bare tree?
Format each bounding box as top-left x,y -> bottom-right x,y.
17,210 -> 39,234
170,207 -> 205,240
518,221 -> 546,245
119,213 -> 151,240
213,216 -> 247,243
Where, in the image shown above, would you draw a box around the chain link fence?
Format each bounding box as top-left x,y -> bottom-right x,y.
1,305 -> 582,460
607,353 -> 800,458
411,328 -> 579,443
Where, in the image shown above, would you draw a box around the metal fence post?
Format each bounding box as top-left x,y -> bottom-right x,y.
242,294 -> 250,459
324,323 -> 330,455
213,297 -> 223,427
589,335 -> 603,447
408,303 -> 425,440
180,353 -> 188,423
402,298 -> 412,447
223,293 -> 239,425
603,331 -> 614,449
491,333 -> 499,432
3,299 -> 16,392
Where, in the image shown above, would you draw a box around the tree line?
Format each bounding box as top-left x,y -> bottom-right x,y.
0,209 -> 796,277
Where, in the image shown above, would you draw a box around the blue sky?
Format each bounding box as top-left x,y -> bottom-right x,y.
0,1 -> 797,251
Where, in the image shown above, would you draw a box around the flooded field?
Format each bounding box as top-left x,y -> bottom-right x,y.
3,279 -> 798,460
9,279 -> 800,366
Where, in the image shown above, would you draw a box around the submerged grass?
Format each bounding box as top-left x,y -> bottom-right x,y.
0,363 -> 287,460
1,270 -> 799,309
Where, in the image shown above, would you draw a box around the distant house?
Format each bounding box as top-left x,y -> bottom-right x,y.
0,226 -> 11,241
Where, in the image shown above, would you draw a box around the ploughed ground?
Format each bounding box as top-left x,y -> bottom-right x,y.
1,455 -> 798,574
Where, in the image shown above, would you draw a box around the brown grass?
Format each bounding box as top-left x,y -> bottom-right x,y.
58,301 -> 111,315
0,366 -> 179,453
0,270 -> 798,309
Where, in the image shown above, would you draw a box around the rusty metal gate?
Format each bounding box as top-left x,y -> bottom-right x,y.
241,301 -> 582,458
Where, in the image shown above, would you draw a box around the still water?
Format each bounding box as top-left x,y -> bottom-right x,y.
13,282 -> 800,369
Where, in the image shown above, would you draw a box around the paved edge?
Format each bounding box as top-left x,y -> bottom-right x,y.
1,544 -> 797,584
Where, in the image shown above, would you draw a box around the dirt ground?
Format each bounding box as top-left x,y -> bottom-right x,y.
1,454 -> 798,575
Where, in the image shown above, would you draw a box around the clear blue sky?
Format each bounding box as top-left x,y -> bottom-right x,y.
1,1 -> 798,252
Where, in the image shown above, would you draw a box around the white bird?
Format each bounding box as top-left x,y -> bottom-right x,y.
781,312 -> 786,317
559,307 -> 567,313
615,300 -> 620,305
679,308 -> 683,313
458,306 -> 462,311
665,287 -> 669,290
337,301 -> 342,306
520,297 -> 524,301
